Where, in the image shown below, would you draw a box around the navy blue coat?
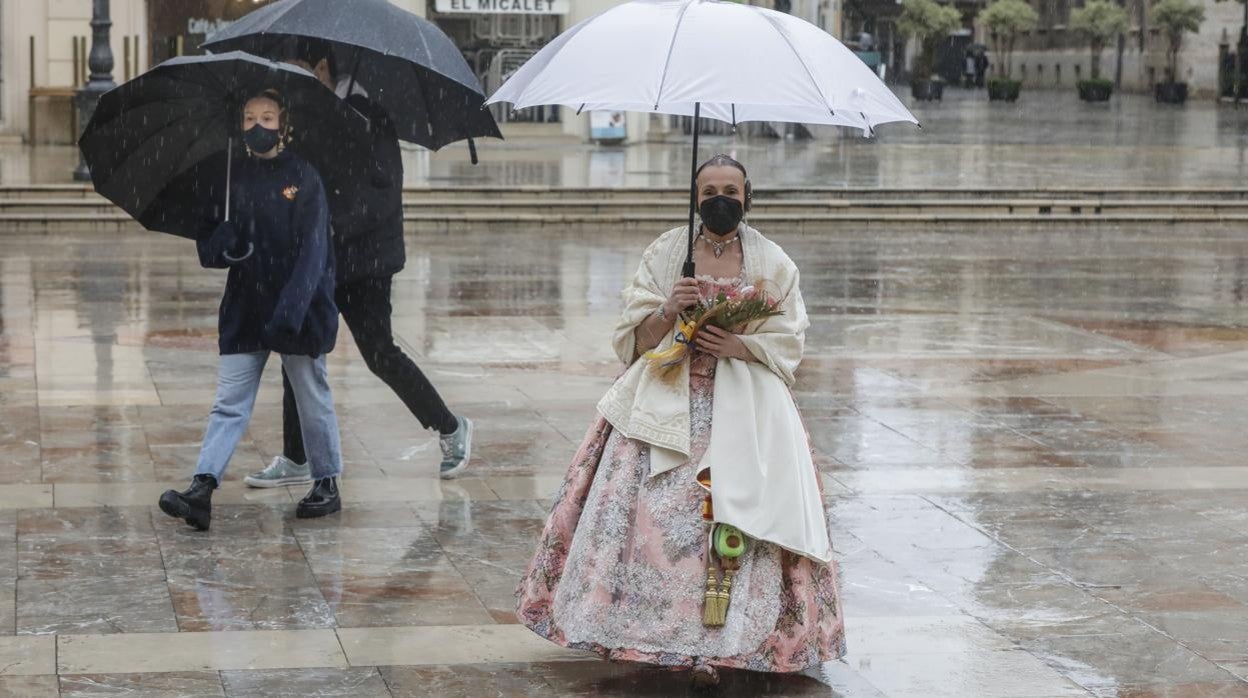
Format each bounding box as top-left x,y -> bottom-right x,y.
197,150 -> 338,357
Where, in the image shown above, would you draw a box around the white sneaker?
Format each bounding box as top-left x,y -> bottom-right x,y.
244,455 -> 313,488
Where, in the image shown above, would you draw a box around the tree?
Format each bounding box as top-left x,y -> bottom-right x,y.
898,0 -> 963,80
1151,0 -> 1205,82
1070,0 -> 1130,80
980,0 -> 1040,78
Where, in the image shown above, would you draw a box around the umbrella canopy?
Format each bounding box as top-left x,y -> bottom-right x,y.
487,0 -> 918,274
79,51 -> 374,238
202,0 -> 502,151
488,0 -> 917,134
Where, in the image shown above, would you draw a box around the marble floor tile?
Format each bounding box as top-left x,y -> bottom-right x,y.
0,635 -> 55,675
57,630 -> 348,674
338,624 -> 589,667
1106,683 -> 1248,698
53,482 -> 294,508
844,615 -> 1016,656
1016,624 -> 1239,691
1133,610 -> 1248,662
337,477 -> 499,503
843,649 -> 1089,697
319,571 -> 496,628
15,185 -> 1248,693
0,485 -> 53,509
483,475 -> 567,500
17,574 -> 178,635
0,675 -> 59,696
59,672 -> 226,697
380,663 -> 554,697
220,667 -> 389,697
167,583 -> 336,633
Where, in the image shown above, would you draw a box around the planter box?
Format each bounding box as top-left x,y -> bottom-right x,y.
1155,82 -> 1188,104
1077,80 -> 1113,102
910,79 -> 944,101
988,80 -> 1021,102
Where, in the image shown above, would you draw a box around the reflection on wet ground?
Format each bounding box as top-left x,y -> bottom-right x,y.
11,89 -> 1248,190
2,220 -> 1248,696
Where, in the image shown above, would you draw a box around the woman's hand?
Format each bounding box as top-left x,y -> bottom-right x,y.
697,325 -> 754,362
664,278 -> 702,318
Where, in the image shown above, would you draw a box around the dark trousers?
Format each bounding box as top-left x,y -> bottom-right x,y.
283,274 -> 457,464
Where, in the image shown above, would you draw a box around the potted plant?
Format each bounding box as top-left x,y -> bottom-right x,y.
1070,0 -> 1129,101
899,0 -> 963,100
1151,0 -> 1205,103
980,0 -> 1039,101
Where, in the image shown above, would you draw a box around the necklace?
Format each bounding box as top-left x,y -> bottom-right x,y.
699,233 -> 739,258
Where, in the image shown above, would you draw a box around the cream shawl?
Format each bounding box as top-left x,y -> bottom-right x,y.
597,225 -> 832,563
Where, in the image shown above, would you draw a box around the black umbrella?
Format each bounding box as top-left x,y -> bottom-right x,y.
79,51 -> 373,238
202,0 -> 502,158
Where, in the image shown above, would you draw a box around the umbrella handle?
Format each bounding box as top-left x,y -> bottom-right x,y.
225,137 -> 232,223
346,47 -> 362,100
683,102 -> 701,279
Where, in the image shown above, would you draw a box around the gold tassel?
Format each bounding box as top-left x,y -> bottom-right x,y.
715,567 -> 736,625
702,565 -> 724,626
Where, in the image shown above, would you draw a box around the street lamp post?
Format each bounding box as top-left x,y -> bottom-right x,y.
73,0 -> 116,181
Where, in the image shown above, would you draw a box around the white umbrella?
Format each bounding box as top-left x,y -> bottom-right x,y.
488,0 -> 918,273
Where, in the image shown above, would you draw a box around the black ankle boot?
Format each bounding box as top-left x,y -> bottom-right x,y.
296,477 -> 341,519
158,474 -> 215,531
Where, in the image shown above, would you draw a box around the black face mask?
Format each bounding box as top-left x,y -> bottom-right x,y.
699,195 -> 744,236
243,124 -> 281,155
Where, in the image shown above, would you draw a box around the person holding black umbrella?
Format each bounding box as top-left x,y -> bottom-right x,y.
237,37 -> 474,492
158,89 -> 345,530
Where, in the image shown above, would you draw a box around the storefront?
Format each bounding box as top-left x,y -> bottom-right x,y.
428,0 -> 568,124
147,0 -> 280,62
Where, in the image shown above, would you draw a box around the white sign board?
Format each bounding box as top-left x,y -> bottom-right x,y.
436,0 -> 569,13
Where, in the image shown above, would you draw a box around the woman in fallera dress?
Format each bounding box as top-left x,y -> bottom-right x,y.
515,155 -> 845,688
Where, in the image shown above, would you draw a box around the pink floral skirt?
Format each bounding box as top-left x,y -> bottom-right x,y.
515,358 -> 846,673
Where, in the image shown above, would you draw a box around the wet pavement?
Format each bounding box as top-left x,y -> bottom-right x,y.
11,89 -> 1248,190
0,218 -> 1246,696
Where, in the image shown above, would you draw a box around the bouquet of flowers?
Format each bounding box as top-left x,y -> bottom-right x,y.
644,280 -> 783,378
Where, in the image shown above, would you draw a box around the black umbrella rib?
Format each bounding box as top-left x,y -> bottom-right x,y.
410,61 -> 439,149
188,60 -> 240,108
413,24 -> 436,78
106,101 -> 212,165
119,109 -> 222,210
168,111 -> 227,178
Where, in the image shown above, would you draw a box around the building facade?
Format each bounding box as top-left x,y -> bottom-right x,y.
2,0 -> 148,144
2,0 -> 845,145
1005,0 -> 1243,97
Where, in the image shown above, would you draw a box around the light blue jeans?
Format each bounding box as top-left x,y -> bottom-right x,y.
195,352 -> 342,483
